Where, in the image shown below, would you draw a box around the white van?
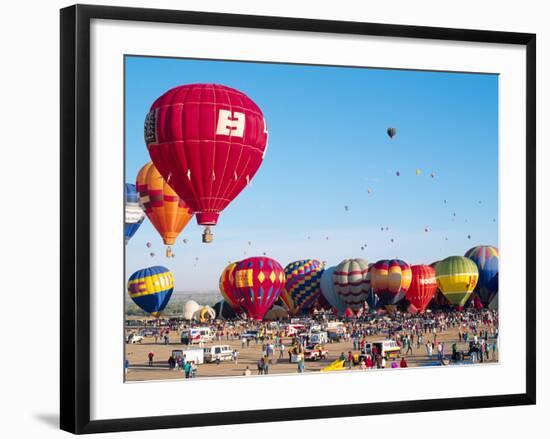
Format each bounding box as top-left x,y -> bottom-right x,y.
203,345 -> 233,363
180,327 -> 213,345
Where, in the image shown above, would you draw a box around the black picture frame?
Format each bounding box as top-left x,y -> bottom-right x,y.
60,4 -> 536,434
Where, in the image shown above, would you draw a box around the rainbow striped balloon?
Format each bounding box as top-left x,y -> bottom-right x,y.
127,266 -> 174,317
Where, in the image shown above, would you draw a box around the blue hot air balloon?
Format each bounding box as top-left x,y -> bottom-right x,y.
127,266 -> 174,317
125,183 -> 145,243
464,246 -> 499,307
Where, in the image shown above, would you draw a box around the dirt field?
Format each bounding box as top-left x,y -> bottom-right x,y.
125,325 -> 497,381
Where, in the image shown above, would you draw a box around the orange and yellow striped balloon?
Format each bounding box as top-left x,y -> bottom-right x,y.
136,162 -> 193,251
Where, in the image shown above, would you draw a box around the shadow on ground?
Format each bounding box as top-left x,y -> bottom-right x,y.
34,413 -> 58,429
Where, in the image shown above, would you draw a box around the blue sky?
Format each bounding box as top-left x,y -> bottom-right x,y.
125,56 -> 498,292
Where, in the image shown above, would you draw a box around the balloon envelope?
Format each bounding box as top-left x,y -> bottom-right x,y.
183,300 -> 200,320
233,257 -> 285,320
145,84 -> 268,229
333,259 -> 371,312
213,300 -> 237,319
124,183 -> 145,243
219,262 -> 240,312
435,256 -> 479,306
320,266 -> 347,315
127,266 -> 174,317
283,259 -> 324,315
406,265 -> 438,313
371,259 -> 412,307
464,245 -> 499,306
136,162 -> 193,246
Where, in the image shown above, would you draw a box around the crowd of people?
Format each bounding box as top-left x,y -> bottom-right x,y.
125,307 -> 499,378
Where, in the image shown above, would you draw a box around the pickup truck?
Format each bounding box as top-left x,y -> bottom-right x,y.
126,333 -> 144,344
304,344 -> 328,361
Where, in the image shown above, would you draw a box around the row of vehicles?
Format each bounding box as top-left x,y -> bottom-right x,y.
171,345 -> 234,364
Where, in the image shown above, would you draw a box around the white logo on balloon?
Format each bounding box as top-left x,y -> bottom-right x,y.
216,109 -> 245,137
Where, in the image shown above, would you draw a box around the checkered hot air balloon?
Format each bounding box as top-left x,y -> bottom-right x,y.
405,265 -> 438,313
435,256 -> 479,307
127,266 -> 174,318
145,84 -> 269,243
371,259 -> 412,308
464,245 -> 499,307
124,183 -> 144,244
282,260 -> 324,316
232,257 -> 285,321
136,162 -> 193,256
333,259 -> 371,312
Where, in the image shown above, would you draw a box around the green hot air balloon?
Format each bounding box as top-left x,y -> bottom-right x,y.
435,256 -> 479,307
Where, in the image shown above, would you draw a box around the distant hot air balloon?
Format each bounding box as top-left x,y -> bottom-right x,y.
387,127 -> 397,139
464,245 -> 499,307
146,242 -> 152,248
320,266 -> 346,316
127,266 -> 174,317
145,84 -> 269,243
406,265 -> 438,313
125,183 -> 145,244
416,169 -> 421,175
232,257 -> 285,320
282,259 -> 324,316
149,252 -> 155,257
219,262 -> 240,312
435,256 -> 479,307
371,259 -> 412,308
333,259 -> 371,312
396,171 -> 400,177
137,162 -> 193,256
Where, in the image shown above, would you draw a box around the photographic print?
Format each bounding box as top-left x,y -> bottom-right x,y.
124,55 -> 499,382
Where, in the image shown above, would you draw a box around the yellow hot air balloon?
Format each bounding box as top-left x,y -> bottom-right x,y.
136,162 -> 193,256
219,262 -> 240,312
435,256 -> 479,306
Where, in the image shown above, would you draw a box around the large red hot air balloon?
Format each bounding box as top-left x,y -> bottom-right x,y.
145,84 -> 269,242
232,257 -> 285,320
405,265 -> 438,313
